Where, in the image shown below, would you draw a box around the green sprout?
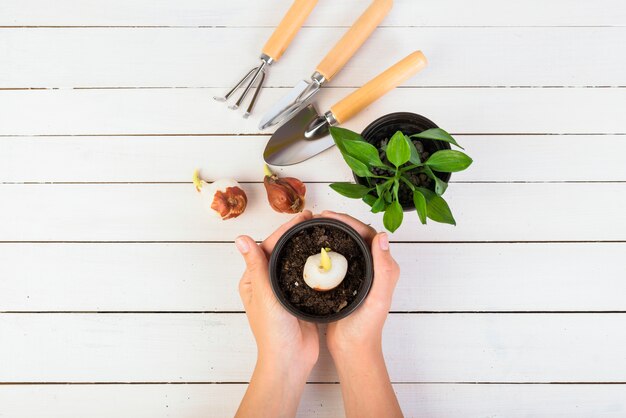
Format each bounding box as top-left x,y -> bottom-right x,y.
329,127 -> 473,233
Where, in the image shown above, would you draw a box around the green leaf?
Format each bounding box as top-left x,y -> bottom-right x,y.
329,182 -> 373,199
386,131 -> 411,167
425,150 -> 473,173
342,140 -> 385,168
362,193 -> 377,207
383,200 -> 404,232
371,196 -> 386,213
411,128 -> 464,150
413,190 -> 427,224
384,190 -> 393,204
427,196 -> 456,225
416,187 -> 456,225
343,153 -> 372,177
330,127 -> 366,161
330,126 -> 365,148
405,134 -> 422,165
435,178 -> 448,195
422,166 -> 448,196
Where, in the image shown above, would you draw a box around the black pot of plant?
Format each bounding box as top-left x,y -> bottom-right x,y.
357,113 -> 451,210
269,218 -> 374,323
328,113 -> 472,232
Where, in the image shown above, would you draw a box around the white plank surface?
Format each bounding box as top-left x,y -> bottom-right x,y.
2,0 -> 625,27
2,134 -> 626,183
2,243 -> 625,312
2,313 -> 626,382
1,384 -> 625,418
2,0 -> 626,416
1,183 -> 625,242
2,88 -> 625,136
3,28 -> 626,88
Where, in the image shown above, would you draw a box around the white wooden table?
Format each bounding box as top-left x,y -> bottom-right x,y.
1,1 -> 626,416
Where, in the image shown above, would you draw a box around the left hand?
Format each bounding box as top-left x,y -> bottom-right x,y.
235,210 -> 319,377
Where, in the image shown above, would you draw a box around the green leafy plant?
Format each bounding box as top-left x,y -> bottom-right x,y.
329,127 -> 472,232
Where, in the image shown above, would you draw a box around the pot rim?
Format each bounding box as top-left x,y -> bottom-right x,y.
268,217 -> 374,323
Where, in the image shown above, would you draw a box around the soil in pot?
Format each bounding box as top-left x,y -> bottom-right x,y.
277,225 -> 365,317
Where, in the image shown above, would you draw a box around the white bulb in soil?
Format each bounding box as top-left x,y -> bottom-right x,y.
303,249 -> 348,291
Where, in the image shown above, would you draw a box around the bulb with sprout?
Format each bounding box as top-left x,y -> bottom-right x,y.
303,248 -> 348,291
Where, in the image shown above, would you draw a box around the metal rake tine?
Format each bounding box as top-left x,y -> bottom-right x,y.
243,69 -> 266,118
214,67 -> 259,102
229,64 -> 266,110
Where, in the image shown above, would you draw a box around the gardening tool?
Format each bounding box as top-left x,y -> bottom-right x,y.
259,0 -> 393,130
214,0 -> 318,117
263,51 -> 427,166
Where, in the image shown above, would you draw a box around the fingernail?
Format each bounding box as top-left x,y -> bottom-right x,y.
378,233 -> 389,251
235,237 -> 250,254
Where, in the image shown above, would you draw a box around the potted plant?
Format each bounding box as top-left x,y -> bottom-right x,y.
269,218 -> 374,323
329,113 -> 473,232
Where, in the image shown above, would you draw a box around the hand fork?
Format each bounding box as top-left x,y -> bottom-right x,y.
213,0 -> 318,118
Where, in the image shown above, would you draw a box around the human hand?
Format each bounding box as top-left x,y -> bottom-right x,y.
317,211 -> 400,359
235,210 -> 319,379
316,210 -> 403,418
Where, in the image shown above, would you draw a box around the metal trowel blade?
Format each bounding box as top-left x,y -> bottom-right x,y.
263,104 -> 335,166
258,79 -> 309,130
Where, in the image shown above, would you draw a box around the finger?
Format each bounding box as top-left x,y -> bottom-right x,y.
260,210 -> 313,256
236,235 -> 270,294
318,210 -> 377,243
370,232 -> 400,302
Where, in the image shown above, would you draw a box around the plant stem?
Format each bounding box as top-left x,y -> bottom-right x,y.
399,176 -> 416,191
400,164 -> 423,173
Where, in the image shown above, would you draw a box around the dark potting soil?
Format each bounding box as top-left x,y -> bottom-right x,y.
369,137 -> 440,206
277,225 -> 366,317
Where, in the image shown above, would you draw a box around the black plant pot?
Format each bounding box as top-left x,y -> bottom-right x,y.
355,112 -> 452,211
269,218 -> 374,323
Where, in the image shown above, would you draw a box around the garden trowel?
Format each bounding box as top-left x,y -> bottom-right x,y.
263,51 -> 427,166
259,0 -> 393,130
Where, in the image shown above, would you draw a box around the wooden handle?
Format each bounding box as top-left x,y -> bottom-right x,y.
262,0 -> 318,62
330,51 -> 427,124
316,0 -> 393,80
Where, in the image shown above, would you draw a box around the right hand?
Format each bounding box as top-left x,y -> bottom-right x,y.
316,211 -> 400,358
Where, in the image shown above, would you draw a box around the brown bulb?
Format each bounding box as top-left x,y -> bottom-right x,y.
211,186 -> 248,220
263,166 -> 306,214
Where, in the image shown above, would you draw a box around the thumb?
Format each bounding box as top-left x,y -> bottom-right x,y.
235,235 -> 272,303
370,232 -> 400,302
235,235 -> 269,278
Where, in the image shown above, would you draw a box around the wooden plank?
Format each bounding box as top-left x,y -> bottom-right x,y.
2,0 -> 625,27
1,88 -> 625,136
2,243 -> 625,312
0,383 -> 625,418
1,183 -> 625,242
3,28 -> 625,88
2,313 -> 626,382
2,135 -> 625,183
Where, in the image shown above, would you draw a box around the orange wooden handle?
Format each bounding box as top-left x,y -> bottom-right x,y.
262,0 -> 318,62
330,51 -> 427,124
316,0 -> 393,81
